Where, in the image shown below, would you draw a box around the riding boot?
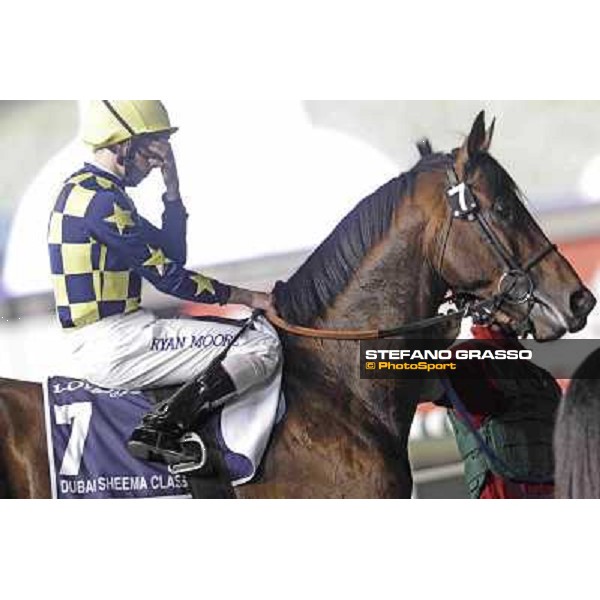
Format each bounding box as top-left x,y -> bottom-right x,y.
127,364 -> 236,465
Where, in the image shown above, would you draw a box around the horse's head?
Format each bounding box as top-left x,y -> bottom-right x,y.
424,111 -> 595,341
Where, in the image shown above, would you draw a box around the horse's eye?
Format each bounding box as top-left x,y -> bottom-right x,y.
493,198 -> 513,222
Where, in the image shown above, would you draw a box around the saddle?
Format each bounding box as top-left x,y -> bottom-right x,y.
44,370 -> 283,499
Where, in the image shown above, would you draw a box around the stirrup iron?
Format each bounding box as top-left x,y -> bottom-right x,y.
168,432 -> 208,475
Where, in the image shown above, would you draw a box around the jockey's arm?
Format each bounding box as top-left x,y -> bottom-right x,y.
136,139 -> 187,264
84,188 -> 249,306
137,196 -> 188,264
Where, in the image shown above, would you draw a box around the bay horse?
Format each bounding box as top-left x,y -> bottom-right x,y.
0,111 -> 595,498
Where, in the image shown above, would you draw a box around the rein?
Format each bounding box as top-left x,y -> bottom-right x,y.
266,158 -> 557,341
265,305 -> 467,340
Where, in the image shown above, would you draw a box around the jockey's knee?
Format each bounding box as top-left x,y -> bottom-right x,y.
249,328 -> 282,377
223,328 -> 282,392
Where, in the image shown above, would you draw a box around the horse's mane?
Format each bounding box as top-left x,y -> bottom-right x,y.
273,152 -> 454,325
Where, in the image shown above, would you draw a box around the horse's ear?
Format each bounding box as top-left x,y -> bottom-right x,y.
482,117 -> 496,153
456,110 -> 487,175
467,110 -> 487,156
417,137 -> 433,157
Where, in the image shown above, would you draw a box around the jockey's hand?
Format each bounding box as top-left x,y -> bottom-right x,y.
250,291 -> 274,312
145,139 -> 181,201
229,287 -> 273,311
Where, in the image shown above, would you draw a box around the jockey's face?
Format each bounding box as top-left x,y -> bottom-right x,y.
121,134 -> 170,187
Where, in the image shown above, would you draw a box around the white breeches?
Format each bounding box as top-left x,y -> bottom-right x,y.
63,308 -> 282,393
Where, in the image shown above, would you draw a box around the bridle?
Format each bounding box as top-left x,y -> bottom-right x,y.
438,163 -> 557,337
266,158 -> 557,340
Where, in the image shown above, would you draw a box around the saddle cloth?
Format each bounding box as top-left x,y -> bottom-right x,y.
43,369 -> 284,499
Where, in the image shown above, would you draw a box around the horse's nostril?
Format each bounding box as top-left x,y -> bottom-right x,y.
570,289 -> 596,318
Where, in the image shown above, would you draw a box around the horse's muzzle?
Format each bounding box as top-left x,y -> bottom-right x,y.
530,285 -> 596,341
567,287 -> 596,333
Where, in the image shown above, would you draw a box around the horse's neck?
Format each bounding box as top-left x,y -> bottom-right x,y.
279,193 -> 448,449
285,214 -> 442,439
316,217 -> 442,330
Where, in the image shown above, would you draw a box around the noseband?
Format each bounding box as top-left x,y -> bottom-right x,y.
440,165 -> 557,335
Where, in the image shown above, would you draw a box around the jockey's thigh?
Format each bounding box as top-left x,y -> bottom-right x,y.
77,310 -> 281,391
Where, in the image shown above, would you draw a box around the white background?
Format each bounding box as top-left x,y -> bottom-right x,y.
1,1 -> 599,599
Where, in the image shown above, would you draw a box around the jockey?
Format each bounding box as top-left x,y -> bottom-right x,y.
434,323 -> 559,499
47,100 -> 282,465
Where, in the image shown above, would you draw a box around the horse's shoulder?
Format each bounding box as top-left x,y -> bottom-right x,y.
0,378 -> 44,433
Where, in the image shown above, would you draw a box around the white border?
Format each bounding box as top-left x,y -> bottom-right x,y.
2,3 -> 599,597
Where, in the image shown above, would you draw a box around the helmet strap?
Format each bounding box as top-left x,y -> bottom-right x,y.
118,138 -> 147,187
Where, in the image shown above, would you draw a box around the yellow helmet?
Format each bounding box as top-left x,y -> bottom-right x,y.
82,100 -> 178,150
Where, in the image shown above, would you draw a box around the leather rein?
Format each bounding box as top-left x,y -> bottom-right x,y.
266,161 -> 557,341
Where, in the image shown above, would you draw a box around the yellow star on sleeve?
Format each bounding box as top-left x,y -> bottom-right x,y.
190,273 -> 216,296
104,203 -> 135,235
143,246 -> 172,276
